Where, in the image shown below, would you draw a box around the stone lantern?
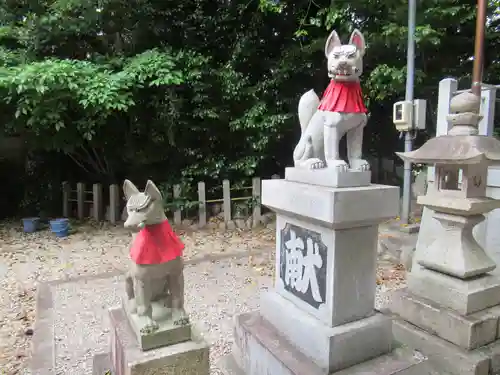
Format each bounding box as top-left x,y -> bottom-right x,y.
398,91 -> 500,282
389,91 -> 500,374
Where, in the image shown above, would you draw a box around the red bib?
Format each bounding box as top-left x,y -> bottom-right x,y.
317,80 -> 368,113
130,220 -> 184,265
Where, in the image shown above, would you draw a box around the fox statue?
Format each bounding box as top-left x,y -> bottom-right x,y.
293,28 -> 370,172
123,179 -> 187,334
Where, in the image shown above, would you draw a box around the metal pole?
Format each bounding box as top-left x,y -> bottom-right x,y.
401,0 -> 416,224
471,0 -> 487,98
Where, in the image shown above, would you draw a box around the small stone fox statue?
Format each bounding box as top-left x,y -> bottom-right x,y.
123,179 -> 187,333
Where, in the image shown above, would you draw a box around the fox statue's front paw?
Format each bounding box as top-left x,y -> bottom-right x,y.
304,158 -> 325,169
140,316 -> 159,334
326,159 -> 349,172
128,298 -> 137,314
350,159 -> 370,172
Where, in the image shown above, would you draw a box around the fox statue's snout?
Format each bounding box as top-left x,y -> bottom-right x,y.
124,209 -> 148,229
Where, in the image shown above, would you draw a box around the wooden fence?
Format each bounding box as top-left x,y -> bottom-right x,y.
62,176 -> 280,228
61,158 -> 404,227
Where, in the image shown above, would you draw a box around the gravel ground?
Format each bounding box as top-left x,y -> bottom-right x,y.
50,259 -> 273,375
0,219 -> 406,375
0,220 -> 275,375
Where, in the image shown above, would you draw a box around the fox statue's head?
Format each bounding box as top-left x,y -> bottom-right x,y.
123,179 -> 166,229
325,29 -> 366,82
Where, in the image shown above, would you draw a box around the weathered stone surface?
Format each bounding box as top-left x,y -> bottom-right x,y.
222,311 -> 433,375
274,215 -> 378,327
414,212 -> 496,278
259,291 -> 392,371
109,307 -> 209,375
260,212 -> 275,225
92,353 -> 112,375
399,223 -> 420,234
389,288 -> 499,350
261,179 -> 399,229
285,167 -> 371,188
407,267 -> 500,315
389,314 -> 491,375
124,300 -> 191,351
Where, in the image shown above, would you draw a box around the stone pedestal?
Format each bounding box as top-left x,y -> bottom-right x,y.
103,306 -> 209,375
123,300 -> 192,351
386,192 -> 500,375
221,169 -> 431,374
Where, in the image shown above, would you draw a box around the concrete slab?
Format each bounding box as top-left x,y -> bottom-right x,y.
222,311 -> 435,375
389,288 -> 500,350
259,290 -> 392,371
389,313 -> 492,375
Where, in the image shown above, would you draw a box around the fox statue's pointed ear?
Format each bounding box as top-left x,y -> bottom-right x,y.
123,179 -> 140,199
325,30 -> 341,57
349,29 -> 366,56
144,180 -> 162,201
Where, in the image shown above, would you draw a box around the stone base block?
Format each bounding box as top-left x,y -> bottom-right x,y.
220,311 -> 433,375
93,353 -> 112,375
109,307 -> 209,375
407,267 -> 500,315
259,291 -> 392,371
284,167 -> 371,188
123,299 -> 192,351
389,288 -> 500,350
387,312 -> 500,375
261,179 -> 400,229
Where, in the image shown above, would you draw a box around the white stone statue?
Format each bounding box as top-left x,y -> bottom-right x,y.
293,29 -> 369,172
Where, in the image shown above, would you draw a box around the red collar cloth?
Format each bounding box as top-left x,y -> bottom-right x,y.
130,220 -> 184,265
317,80 -> 367,113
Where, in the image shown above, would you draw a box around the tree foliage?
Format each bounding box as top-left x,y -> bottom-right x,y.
0,0 -> 499,214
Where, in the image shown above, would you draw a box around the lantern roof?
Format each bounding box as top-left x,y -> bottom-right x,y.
396,135 -> 500,165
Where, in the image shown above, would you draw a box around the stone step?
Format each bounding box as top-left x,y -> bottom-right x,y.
220,311 -> 436,375
389,313 -> 500,375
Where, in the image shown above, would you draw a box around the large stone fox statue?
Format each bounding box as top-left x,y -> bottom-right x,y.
293,29 -> 369,172
123,179 -> 186,333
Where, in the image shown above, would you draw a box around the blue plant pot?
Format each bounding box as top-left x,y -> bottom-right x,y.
22,217 -> 40,233
49,218 -> 70,238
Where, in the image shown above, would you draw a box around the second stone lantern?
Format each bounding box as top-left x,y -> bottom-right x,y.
389,90 -> 500,374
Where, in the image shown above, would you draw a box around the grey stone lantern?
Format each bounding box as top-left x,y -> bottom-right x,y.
397,91 -> 500,280
388,91 -> 500,374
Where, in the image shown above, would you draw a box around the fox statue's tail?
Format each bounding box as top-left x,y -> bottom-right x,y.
293,90 -> 320,163
298,89 -> 320,133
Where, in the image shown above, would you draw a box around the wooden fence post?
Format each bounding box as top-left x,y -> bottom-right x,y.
92,183 -> 102,221
62,182 -> 70,217
223,179 -> 231,224
109,184 -> 120,224
76,183 -> 85,219
197,182 -> 206,228
173,184 -> 182,225
252,177 -> 261,227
